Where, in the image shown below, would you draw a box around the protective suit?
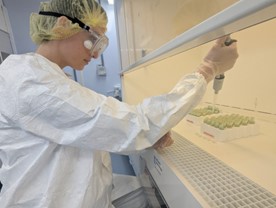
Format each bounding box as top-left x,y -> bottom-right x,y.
0,53 -> 206,207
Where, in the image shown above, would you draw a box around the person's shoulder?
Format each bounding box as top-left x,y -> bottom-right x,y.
1,53 -> 35,67
0,53 -> 45,81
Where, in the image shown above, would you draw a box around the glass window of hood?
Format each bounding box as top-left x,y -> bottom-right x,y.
115,0 -> 238,69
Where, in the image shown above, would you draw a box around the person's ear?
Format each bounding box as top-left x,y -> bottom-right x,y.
54,16 -> 72,29
51,16 -> 76,38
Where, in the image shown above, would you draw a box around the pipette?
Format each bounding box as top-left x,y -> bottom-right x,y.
212,37 -> 237,111
212,37 -> 237,94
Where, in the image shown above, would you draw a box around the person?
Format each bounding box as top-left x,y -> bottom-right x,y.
0,0 -> 238,207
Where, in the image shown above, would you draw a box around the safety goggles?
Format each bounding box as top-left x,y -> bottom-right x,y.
39,11 -> 109,56
85,29 -> 109,57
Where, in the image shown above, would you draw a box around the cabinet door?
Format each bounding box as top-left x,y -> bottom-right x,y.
0,0 -> 14,63
0,0 -> 8,32
0,30 -> 13,63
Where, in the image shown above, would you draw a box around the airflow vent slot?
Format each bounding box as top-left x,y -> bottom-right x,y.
161,132 -> 276,207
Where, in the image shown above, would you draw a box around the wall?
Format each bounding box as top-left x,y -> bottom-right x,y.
3,0 -> 134,175
3,0 -> 37,53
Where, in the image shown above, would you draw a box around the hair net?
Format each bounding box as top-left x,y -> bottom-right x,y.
30,0 -> 108,45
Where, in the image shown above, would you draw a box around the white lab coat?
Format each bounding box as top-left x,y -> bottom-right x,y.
0,53 -> 206,207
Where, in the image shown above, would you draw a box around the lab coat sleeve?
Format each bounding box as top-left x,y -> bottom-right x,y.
18,70 -> 206,154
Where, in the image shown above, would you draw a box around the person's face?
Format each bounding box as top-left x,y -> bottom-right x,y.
60,27 -> 107,70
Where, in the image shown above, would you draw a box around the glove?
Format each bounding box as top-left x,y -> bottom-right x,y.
197,35 -> 239,82
153,131 -> 174,150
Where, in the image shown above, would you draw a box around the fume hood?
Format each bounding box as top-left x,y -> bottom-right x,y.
115,0 -> 276,207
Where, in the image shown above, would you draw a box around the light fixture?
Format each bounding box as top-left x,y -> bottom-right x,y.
108,0 -> 114,5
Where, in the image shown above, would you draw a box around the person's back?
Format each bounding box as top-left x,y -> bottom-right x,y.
0,53 -> 114,207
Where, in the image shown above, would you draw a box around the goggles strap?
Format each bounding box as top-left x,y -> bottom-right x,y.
38,11 -> 90,31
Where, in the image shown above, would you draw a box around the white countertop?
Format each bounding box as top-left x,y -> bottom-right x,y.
172,109 -> 276,196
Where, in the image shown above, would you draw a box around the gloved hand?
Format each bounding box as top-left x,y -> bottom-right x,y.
197,35 -> 239,82
153,131 -> 174,150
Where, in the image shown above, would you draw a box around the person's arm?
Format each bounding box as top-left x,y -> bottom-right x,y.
152,36 -> 239,150
19,36 -> 238,154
